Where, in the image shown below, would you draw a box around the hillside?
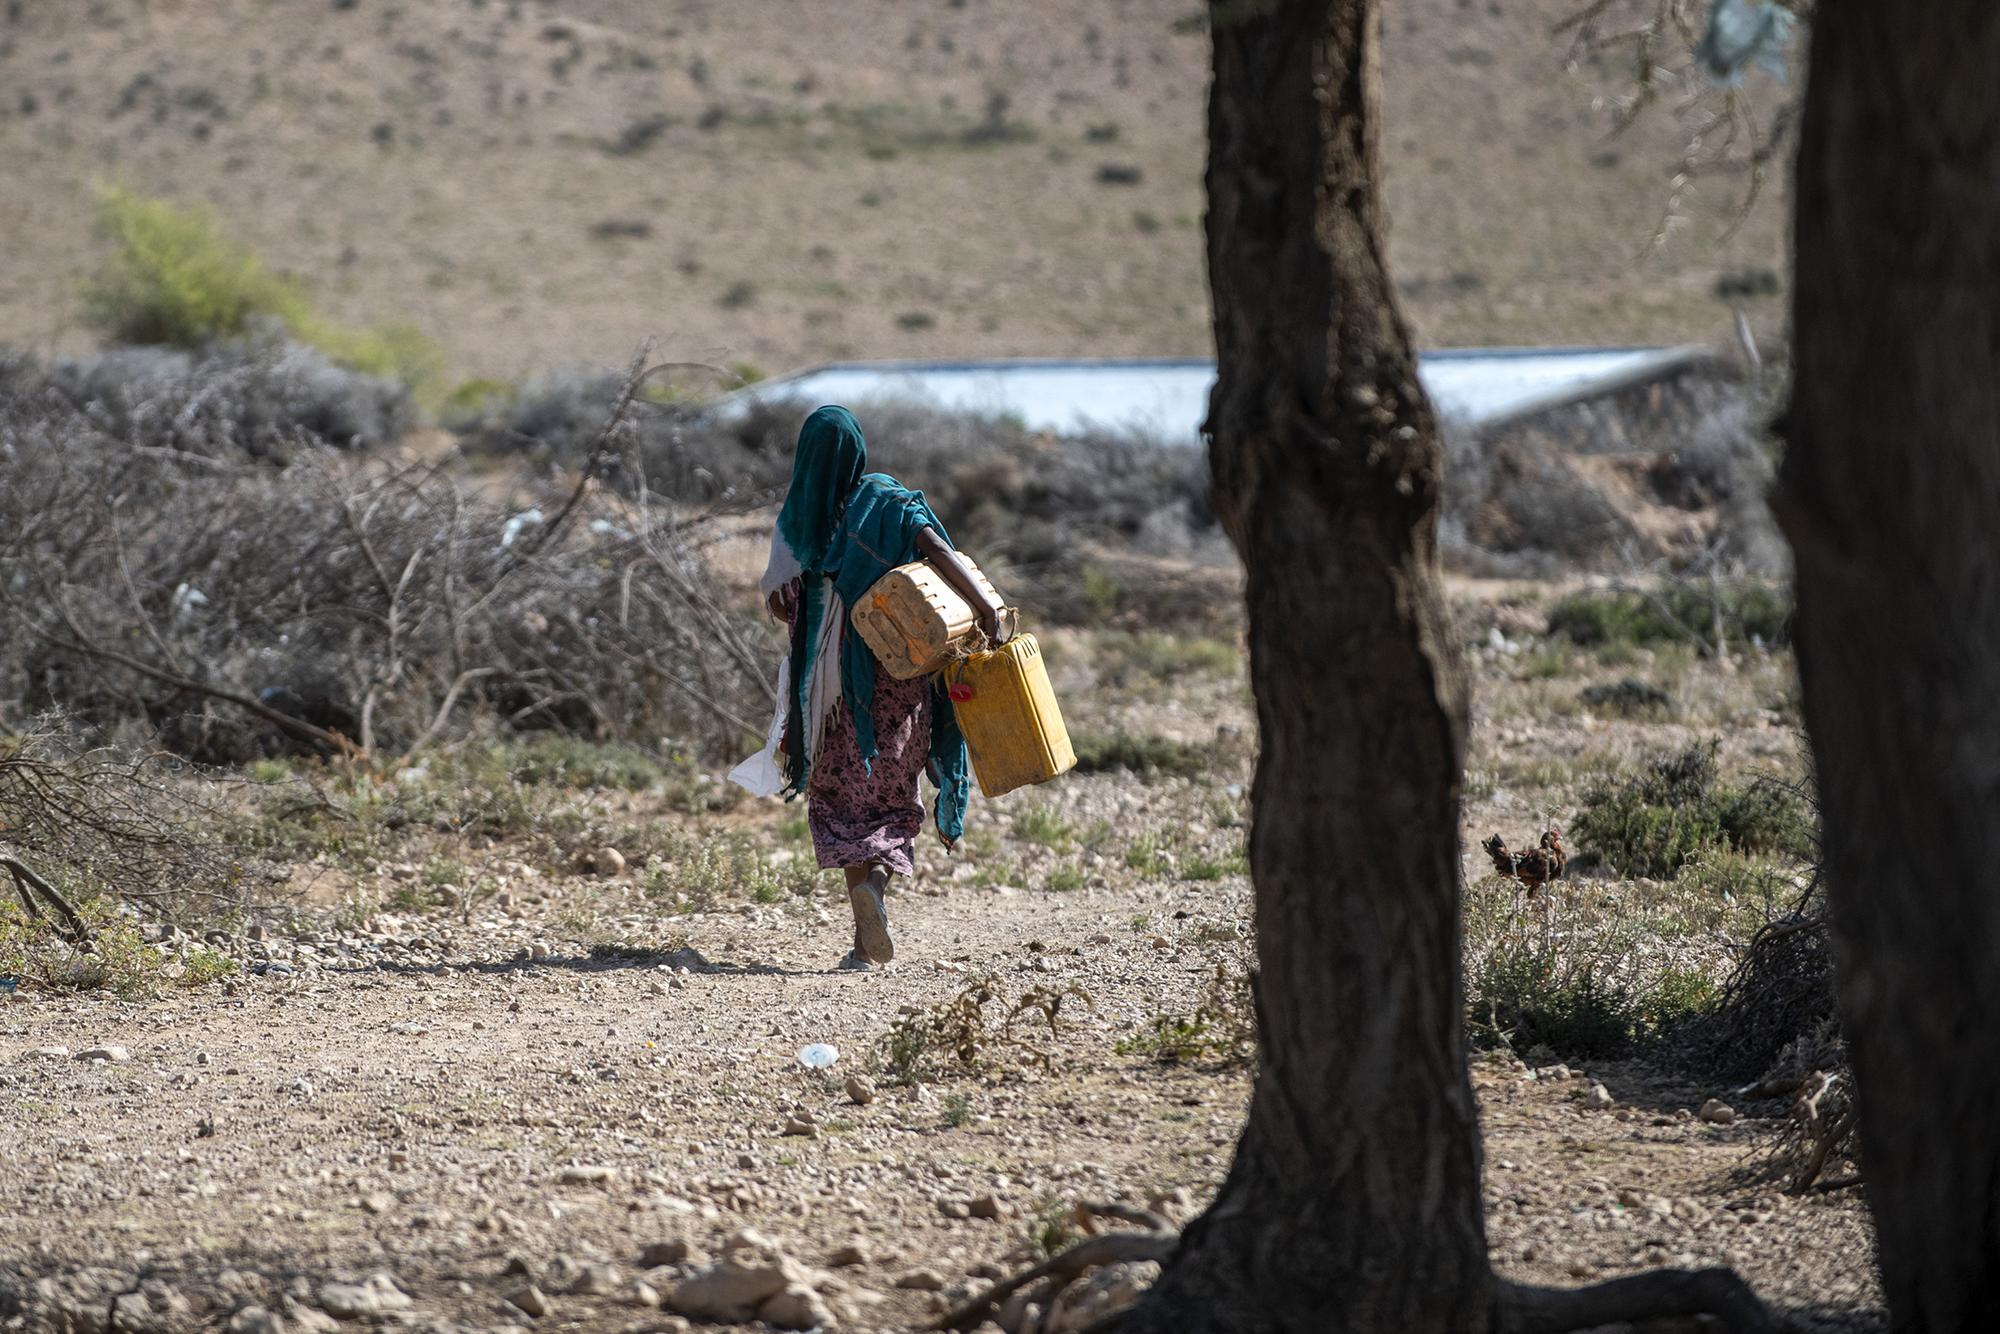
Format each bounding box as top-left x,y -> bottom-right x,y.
0,0 -> 1791,383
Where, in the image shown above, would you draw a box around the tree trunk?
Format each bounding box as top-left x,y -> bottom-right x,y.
1119,2 -> 1491,1328
1778,4 -> 2000,1330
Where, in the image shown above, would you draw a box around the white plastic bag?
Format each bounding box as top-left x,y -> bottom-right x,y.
728,656 -> 792,798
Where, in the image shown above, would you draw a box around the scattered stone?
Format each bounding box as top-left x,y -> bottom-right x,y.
529,942 -> 551,962
1699,1099 -> 1738,1126
629,1281 -> 661,1309
75,1045 -> 132,1064
844,1074 -> 876,1106
502,1255 -> 538,1281
361,1191 -> 396,1215
559,1164 -> 618,1186
938,1199 -> 971,1219
667,1243 -> 803,1321
506,1285 -> 551,1319
638,1239 -> 694,1268
758,1285 -> 834,1331
1584,1083 -> 1615,1110
566,1264 -> 622,1296
228,1306 -> 285,1334
827,1242 -> 870,1269
592,847 -> 627,877
1537,1064 -> 1572,1082
27,1046 -> 69,1059
285,1300 -> 340,1333
969,1194 -> 1008,1220
318,1273 -> 412,1319
782,1115 -> 818,1138
895,1269 -> 947,1292
1149,935 -> 1172,951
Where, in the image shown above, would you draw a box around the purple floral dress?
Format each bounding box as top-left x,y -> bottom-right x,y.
807,635 -> 934,877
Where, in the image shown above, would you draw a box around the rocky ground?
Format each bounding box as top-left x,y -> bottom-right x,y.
0,602 -> 1879,1333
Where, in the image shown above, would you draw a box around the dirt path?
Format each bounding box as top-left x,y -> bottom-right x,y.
0,849 -> 1880,1334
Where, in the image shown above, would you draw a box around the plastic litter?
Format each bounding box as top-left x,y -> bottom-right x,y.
1695,0 -> 1795,85
500,508 -> 545,549
797,1043 -> 839,1069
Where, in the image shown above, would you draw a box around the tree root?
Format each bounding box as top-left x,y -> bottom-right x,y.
2,855 -> 93,946
1496,1268 -> 1779,1334
931,1230 -> 1177,1333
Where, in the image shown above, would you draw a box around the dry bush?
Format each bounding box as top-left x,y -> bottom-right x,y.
1441,363 -> 1787,577
877,973 -> 1094,1084
41,336 -> 413,459
478,388 -> 1231,625
0,361 -> 769,767
0,715 -> 250,930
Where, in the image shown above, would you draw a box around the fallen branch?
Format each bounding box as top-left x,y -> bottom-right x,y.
45,633 -> 361,759
2,854 -> 93,945
932,1231 -> 1177,1333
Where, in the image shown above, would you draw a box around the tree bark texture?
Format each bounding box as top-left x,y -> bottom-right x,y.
1119,2 -> 1490,1329
1779,4 -> 2000,1331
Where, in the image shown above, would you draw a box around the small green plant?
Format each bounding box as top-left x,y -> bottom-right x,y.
0,900 -> 238,1000
1012,803 -> 1074,850
1044,862 -> 1085,893
1030,1197 -> 1083,1258
942,1092 -> 974,1128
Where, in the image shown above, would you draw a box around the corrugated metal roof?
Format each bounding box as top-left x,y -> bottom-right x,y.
708,347 -> 1718,444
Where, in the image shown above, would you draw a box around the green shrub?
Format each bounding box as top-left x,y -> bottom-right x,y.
1071,730 -> 1213,779
1467,940 -> 1640,1058
83,186 -> 443,390
83,186 -> 311,348
1571,742 -> 1815,878
1547,580 -> 1791,652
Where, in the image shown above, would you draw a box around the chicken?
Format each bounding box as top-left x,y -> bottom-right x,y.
1481,826 -> 1568,898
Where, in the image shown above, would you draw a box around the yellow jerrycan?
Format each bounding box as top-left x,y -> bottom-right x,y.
942,635 -> 1076,799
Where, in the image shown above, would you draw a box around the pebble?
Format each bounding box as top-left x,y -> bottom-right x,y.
759,1285 -> 834,1331
529,943 -> 551,962
1584,1083 -> 1615,1110
629,1281 -> 661,1308
559,1165 -> 618,1186
895,1269 -> 947,1292
228,1306 -> 285,1334
593,848 -> 627,877
361,1192 -> 396,1216
639,1239 -> 694,1268
969,1194 -> 1008,1220
318,1273 -> 412,1319
782,1115 -> 818,1138
506,1285 -> 551,1319
1699,1099 -> 1738,1126
75,1046 -> 132,1064
827,1242 -> 870,1269
567,1264 -> 622,1296
845,1075 -> 876,1106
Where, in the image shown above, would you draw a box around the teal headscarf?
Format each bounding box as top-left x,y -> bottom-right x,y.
775,406 -> 971,841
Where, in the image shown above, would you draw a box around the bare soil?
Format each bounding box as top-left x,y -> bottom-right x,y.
0,0 -> 1791,380
0,605 -> 1879,1333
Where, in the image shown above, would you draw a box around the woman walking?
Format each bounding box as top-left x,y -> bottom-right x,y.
756,406 -> 1005,970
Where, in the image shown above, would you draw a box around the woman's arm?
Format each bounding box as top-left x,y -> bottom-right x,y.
915,526 -> 1007,645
